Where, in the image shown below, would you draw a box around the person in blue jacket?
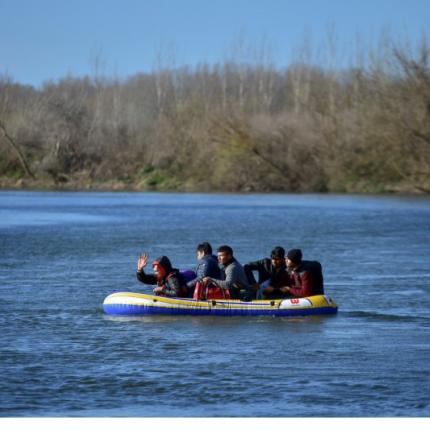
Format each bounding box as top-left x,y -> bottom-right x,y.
186,242 -> 221,297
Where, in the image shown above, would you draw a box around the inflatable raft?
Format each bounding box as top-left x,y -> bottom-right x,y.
103,292 -> 338,317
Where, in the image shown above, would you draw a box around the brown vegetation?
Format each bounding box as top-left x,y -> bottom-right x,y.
1,36 -> 429,193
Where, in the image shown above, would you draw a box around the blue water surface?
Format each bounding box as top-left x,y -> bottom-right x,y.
0,191 -> 429,417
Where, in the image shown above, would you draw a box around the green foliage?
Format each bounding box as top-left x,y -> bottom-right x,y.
136,167 -> 181,191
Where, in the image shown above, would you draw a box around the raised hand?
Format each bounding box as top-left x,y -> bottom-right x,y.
137,253 -> 149,271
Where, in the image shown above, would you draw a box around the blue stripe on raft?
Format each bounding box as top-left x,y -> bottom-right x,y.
103,303 -> 338,317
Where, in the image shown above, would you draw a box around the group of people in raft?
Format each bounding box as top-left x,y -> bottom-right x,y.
136,242 -> 324,301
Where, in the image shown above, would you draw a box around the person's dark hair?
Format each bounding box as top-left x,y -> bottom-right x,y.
271,246 -> 285,259
217,245 -> 233,256
197,242 -> 212,255
287,249 -> 302,265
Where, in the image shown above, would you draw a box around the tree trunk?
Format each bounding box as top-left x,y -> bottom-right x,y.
0,120 -> 36,179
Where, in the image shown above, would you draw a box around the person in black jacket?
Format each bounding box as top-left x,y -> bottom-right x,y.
136,253 -> 187,297
244,246 -> 291,299
185,242 -> 221,297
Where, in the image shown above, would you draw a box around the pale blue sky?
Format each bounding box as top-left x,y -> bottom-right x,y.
1,0 -> 429,87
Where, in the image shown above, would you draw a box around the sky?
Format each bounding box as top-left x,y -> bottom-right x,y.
0,0 -> 429,87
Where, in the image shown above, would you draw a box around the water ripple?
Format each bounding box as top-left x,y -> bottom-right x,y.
2,191 -> 430,417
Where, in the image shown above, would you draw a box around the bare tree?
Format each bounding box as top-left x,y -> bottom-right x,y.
0,119 -> 35,178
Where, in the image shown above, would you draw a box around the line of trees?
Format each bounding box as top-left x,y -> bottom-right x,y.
1,35 -> 429,193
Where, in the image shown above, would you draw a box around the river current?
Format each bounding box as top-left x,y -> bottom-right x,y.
0,191 -> 429,417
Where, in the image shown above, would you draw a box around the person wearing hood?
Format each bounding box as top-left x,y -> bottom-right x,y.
136,253 -> 187,297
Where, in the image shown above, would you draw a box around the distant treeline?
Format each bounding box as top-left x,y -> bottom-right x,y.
1,36 -> 430,193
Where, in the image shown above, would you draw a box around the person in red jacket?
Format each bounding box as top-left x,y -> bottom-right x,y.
136,253 -> 188,297
280,249 -> 324,298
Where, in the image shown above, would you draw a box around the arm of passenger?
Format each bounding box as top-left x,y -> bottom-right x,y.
246,258 -> 269,284
186,261 -> 208,288
211,265 -> 236,290
186,277 -> 198,289
136,270 -> 157,285
243,261 -> 260,284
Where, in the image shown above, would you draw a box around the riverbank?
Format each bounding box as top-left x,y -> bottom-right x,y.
0,174 -> 183,193
0,175 -> 427,194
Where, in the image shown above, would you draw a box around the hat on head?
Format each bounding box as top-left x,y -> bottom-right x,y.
287,249 -> 302,265
271,246 -> 285,259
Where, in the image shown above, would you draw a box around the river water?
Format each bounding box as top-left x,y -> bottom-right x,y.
0,191 -> 429,417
